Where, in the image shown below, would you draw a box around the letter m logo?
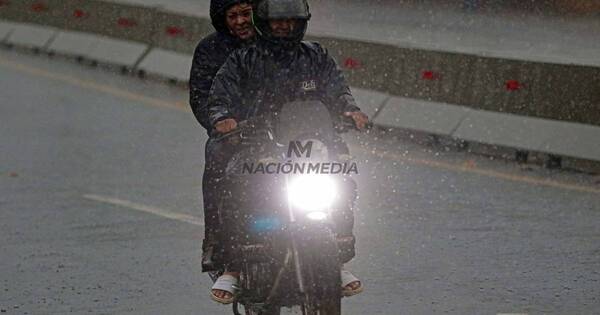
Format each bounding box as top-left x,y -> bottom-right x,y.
287,141 -> 313,158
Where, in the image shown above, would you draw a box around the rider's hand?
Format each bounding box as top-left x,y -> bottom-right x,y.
214,118 -> 238,134
344,111 -> 369,131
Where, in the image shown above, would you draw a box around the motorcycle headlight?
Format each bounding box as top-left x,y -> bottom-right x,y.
288,175 -> 337,213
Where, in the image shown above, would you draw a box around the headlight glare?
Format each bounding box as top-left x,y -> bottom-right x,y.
306,211 -> 328,221
288,175 -> 336,212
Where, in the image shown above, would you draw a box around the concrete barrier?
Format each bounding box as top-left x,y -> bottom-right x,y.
311,35 -> 600,127
539,123 -> 600,162
0,1 -> 43,25
47,30 -> 99,57
374,96 -> 471,136
0,21 -> 14,42
136,48 -> 193,81
1,1 -> 598,127
349,87 -> 389,119
48,30 -> 148,68
85,35 -> 148,68
5,23 -> 57,49
452,109 -> 600,161
151,10 -> 211,55
452,109 -> 557,152
63,0 -> 156,45
0,0 -> 157,45
1,1 -> 599,168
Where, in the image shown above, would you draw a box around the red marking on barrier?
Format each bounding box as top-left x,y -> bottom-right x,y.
117,17 -> 137,27
505,80 -> 521,91
31,2 -> 48,12
73,9 -> 89,18
343,57 -> 362,69
166,26 -> 185,37
422,70 -> 441,81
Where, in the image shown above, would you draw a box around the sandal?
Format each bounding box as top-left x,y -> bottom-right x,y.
341,270 -> 363,297
210,274 -> 239,304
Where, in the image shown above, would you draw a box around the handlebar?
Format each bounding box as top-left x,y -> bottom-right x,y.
213,120 -> 272,145
338,115 -> 374,133
213,126 -> 244,143
215,114 -> 374,144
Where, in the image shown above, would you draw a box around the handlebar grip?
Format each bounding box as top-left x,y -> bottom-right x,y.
214,127 -> 242,142
339,116 -> 373,132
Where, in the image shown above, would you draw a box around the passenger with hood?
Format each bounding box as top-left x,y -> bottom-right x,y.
189,0 -> 256,273
208,0 -> 367,304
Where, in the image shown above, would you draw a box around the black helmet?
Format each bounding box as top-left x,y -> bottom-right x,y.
253,0 -> 311,47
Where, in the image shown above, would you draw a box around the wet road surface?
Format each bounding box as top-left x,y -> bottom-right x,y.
1,50 -> 599,314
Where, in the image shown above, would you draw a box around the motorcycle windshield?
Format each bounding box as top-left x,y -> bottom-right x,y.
273,100 -> 337,159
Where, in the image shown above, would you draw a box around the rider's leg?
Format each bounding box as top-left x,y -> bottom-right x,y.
201,139 -> 220,271
332,176 -> 357,263
324,135 -> 363,294
210,248 -> 243,303
331,176 -> 363,295
202,137 -> 236,271
207,143 -> 243,302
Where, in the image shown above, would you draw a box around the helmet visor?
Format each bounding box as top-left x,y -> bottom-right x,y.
261,0 -> 309,19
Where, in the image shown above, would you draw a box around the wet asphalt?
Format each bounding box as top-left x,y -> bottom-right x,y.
1,50 -> 599,315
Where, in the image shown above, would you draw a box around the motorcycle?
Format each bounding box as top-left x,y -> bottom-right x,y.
213,100 -> 362,315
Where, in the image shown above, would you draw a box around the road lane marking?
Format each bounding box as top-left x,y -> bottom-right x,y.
2,56 -> 598,195
83,194 -> 203,226
369,149 -> 600,195
0,57 -> 189,112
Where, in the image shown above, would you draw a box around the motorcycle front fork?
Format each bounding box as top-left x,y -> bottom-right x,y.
234,175 -> 314,315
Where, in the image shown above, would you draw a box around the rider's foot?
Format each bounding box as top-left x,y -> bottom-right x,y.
341,269 -> 363,297
344,279 -> 361,291
211,272 -> 240,304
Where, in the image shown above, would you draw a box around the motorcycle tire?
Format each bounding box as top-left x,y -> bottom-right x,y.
298,230 -> 342,315
242,305 -> 280,315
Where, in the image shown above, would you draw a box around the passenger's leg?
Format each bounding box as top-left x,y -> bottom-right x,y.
201,137 -> 234,271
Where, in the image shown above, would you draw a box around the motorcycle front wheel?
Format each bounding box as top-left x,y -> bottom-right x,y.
298,230 -> 342,315
241,304 -> 280,315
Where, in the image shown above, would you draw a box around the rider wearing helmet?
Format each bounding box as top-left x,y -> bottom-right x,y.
208,0 -> 367,304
